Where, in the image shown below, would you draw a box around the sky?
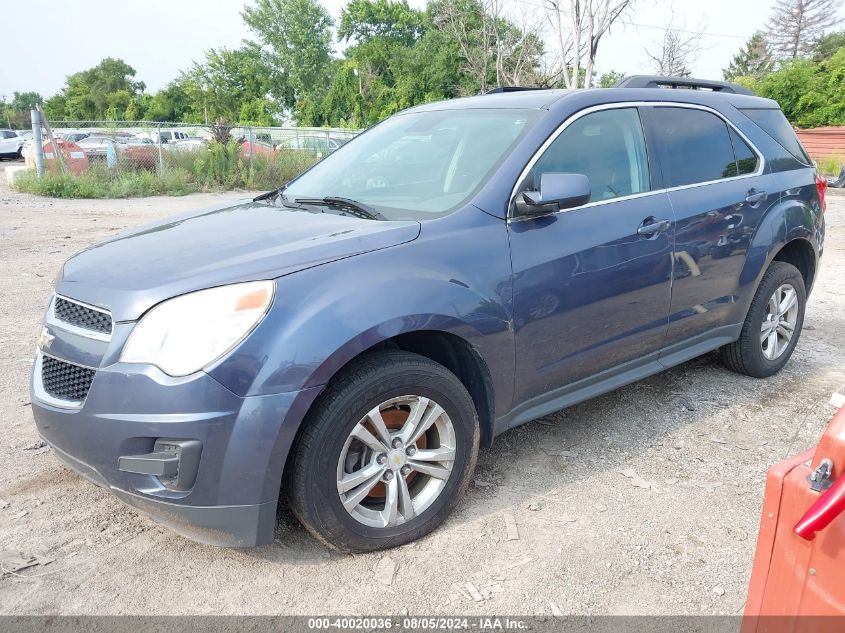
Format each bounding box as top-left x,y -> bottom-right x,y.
3,0 -> 845,99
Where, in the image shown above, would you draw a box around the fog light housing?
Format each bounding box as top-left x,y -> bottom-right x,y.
118,439 -> 202,491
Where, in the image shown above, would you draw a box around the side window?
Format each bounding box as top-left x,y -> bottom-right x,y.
740,107 -> 810,164
730,128 -> 759,175
530,108 -> 650,203
650,108 -> 738,187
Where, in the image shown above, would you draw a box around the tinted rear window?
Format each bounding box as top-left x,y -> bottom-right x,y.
650,107 -> 738,187
740,108 -> 810,165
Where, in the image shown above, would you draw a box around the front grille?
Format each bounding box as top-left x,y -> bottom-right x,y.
54,297 -> 112,335
41,355 -> 95,402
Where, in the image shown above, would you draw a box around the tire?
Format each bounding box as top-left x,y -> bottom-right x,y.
285,350 -> 480,552
720,261 -> 806,378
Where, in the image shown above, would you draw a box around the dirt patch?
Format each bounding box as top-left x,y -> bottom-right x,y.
0,183 -> 843,615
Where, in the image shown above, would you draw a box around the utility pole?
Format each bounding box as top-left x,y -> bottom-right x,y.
30,107 -> 45,177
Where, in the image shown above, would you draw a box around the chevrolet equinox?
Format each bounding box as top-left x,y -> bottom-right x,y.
31,76 -> 825,552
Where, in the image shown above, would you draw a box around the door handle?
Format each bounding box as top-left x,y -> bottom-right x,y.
745,189 -> 768,204
637,218 -> 671,237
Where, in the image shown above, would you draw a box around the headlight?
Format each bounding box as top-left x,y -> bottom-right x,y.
121,281 -> 274,376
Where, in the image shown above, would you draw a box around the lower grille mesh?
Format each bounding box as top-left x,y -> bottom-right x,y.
41,355 -> 95,402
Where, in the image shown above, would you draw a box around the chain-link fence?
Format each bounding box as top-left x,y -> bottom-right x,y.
23,119 -> 362,192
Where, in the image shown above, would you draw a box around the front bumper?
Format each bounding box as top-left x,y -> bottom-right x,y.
31,358 -> 321,547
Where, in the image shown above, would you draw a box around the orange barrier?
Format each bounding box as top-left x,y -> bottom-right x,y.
743,404 -> 845,631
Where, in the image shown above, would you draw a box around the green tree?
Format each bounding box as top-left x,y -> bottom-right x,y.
142,79 -> 198,122
1,91 -> 43,128
185,43 -> 281,125
598,70 -> 624,88
339,0 -> 426,45
755,58 -> 818,124
813,31 -> 845,60
723,32 -> 775,82
742,46 -> 845,127
242,0 -> 334,118
53,58 -> 145,120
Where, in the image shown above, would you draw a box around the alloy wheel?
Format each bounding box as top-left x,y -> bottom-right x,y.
336,395 -> 456,528
760,283 -> 799,360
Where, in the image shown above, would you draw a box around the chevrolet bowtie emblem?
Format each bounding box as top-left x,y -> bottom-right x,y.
38,327 -> 55,351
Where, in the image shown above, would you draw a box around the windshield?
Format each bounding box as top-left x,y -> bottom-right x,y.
283,108 -> 540,220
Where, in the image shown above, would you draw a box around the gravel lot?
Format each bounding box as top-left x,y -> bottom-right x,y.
0,179 -> 843,616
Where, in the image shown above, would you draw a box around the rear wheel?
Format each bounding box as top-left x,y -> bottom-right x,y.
286,350 -> 480,552
721,261 -> 806,378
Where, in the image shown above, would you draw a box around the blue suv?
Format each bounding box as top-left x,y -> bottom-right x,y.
31,76 -> 825,552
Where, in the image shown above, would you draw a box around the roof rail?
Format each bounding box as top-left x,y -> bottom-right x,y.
613,75 -> 755,96
485,86 -> 545,94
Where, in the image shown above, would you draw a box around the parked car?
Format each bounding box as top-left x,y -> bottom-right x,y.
118,137 -> 158,169
150,129 -> 191,145
170,137 -> 208,153
0,129 -> 24,159
62,132 -> 90,144
241,139 -> 278,160
76,135 -> 117,160
30,76 -> 825,552
279,133 -> 348,155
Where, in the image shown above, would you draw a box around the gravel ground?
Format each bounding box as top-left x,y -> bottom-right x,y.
0,180 -> 843,616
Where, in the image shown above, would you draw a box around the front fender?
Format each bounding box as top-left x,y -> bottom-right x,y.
206,206 -> 515,415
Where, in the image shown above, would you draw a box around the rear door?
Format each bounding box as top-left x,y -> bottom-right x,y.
509,106 -> 675,405
640,105 -> 778,354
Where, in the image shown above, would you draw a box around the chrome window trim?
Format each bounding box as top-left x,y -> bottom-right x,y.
507,101 -> 766,222
46,293 -> 113,342
32,350 -> 93,410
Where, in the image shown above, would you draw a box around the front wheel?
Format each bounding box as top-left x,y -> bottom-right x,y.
721,261 -> 806,378
286,350 -> 480,552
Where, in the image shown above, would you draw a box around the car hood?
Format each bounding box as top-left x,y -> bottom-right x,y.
56,199 -> 421,322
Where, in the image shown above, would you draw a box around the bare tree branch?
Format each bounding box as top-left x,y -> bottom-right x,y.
766,0 -> 842,59
542,0 -> 635,88
645,13 -> 704,77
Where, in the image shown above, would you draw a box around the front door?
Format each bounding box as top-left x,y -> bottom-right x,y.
509,107 -> 675,406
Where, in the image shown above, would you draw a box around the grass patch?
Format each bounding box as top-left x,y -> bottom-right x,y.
817,153 -> 844,177
13,142 -> 320,199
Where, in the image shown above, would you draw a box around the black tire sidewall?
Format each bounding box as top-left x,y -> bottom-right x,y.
744,263 -> 806,375
294,355 -> 479,551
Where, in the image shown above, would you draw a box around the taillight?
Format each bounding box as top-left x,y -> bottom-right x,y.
816,173 -> 827,212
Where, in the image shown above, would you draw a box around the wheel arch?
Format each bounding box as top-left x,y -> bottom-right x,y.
303,327 -> 497,449
772,237 -> 817,293
737,189 -> 820,321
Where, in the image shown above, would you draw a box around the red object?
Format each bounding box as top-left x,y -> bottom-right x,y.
27,139 -> 89,175
120,143 -> 158,170
240,140 -> 278,160
815,173 -> 827,212
743,404 -> 845,630
794,474 -> 845,540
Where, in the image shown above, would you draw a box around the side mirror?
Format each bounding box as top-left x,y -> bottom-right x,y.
516,172 -> 591,216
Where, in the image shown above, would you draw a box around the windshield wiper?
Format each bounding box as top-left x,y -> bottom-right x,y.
294,196 -> 386,221
253,185 -> 286,202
